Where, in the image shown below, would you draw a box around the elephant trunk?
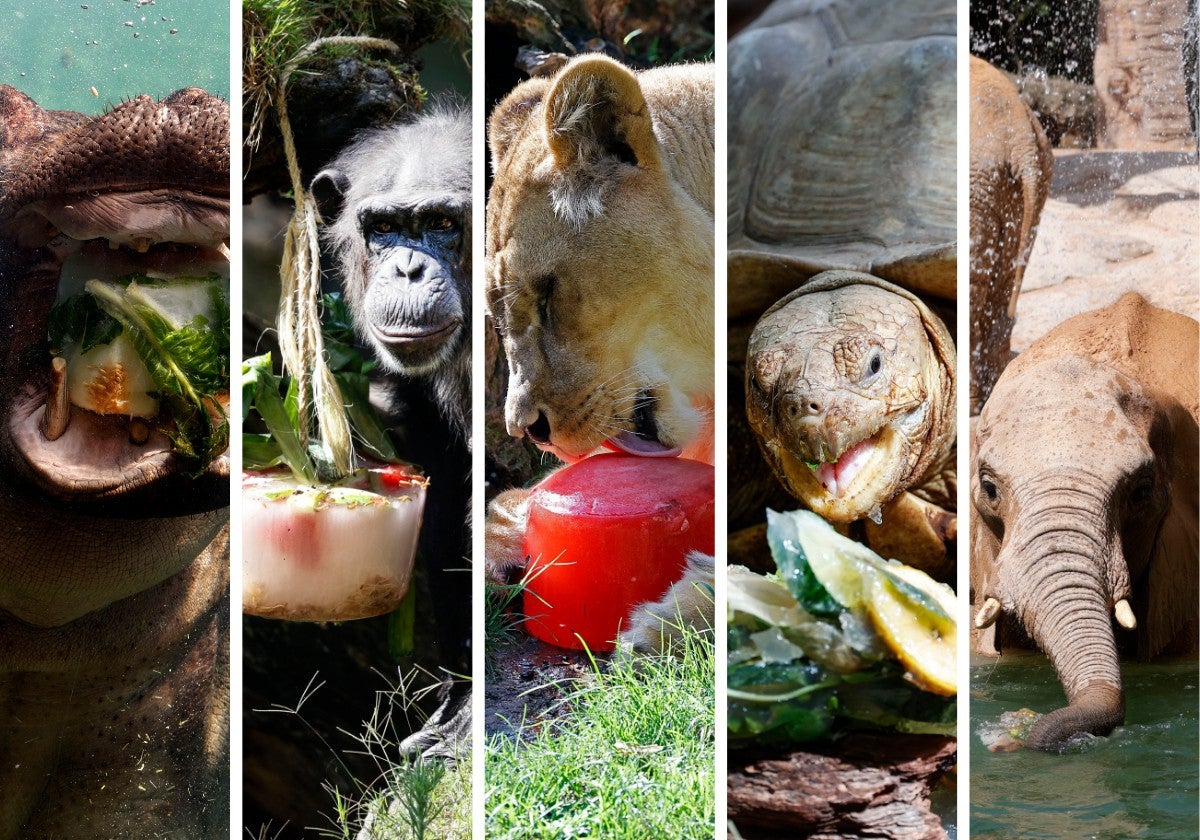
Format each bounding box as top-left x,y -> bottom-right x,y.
1003,521 -> 1126,750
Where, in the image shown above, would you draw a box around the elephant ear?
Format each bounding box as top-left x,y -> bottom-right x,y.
1141,401 -> 1199,659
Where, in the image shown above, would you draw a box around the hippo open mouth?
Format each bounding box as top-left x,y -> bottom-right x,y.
0,87 -> 229,511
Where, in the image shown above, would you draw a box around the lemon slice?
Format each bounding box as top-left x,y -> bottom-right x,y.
863,566 -> 957,696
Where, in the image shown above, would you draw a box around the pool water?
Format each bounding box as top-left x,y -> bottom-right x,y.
0,0 -> 229,113
970,652 -> 1199,839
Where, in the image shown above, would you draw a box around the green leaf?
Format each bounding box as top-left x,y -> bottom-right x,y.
334,370 -> 398,461
47,293 -> 121,354
388,585 -> 417,657
243,353 -> 316,483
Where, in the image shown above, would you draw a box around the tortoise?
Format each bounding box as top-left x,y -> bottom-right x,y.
727,0 -> 958,580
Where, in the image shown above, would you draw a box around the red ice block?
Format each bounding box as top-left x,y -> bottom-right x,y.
522,453 -> 715,651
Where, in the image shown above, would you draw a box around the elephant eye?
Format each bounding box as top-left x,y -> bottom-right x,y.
1130,475 -> 1154,506
980,476 -> 999,502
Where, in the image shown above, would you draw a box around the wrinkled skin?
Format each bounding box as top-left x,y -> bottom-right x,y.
968,56 -> 1053,414
726,0 -> 959,575
746,270 -> 956,578
971,293 -> 1198,751
0,87 -> 229,838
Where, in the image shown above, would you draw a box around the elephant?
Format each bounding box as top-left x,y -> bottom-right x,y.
0,87 -> 229,838
970,292 -> 1198,751
968,55 -> 1053,415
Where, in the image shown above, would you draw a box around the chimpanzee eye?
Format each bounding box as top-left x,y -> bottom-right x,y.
369,220 -> 394,235
428,215 -> 455,232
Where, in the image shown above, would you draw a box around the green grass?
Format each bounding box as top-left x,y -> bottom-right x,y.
327,756 -> 471,840
485,625 -> 715,840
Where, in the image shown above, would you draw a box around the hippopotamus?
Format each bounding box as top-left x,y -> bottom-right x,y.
0,87 -> 229,838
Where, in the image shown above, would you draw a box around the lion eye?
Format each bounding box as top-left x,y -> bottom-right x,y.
536,275 -> 556,323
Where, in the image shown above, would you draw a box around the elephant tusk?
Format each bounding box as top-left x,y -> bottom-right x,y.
1114,599 -> 1137,630
975,597 -> 1001,629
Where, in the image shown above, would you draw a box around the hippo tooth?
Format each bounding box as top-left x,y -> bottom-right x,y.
128,418 -> 150,445
107,238 -> 120,250
131,237 -> 152,253
41,356 -> 71,441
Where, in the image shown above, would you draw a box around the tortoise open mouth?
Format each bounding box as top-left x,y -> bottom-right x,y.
5,226 -> 229,509
771,412 -> 915,523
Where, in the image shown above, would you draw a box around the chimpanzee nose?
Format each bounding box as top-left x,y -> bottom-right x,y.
525,411 -> 552,444
396,250 -> 427,282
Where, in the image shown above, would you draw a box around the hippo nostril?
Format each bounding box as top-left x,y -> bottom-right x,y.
526,411 -> 551,444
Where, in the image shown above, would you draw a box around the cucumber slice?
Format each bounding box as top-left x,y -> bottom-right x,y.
66,332 -> 160,417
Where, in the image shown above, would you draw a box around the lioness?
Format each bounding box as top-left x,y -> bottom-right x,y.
485,55 -> 715,652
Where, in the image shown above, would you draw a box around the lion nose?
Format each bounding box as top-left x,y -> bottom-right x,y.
525,411 -> 552,445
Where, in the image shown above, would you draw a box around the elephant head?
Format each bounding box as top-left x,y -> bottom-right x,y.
970,296 -> 1198,751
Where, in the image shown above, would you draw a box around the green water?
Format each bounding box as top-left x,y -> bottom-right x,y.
971,653 -> 1199,839
0,0 -> 229,113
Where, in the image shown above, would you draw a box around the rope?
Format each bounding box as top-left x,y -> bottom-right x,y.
274,36 -> 400,479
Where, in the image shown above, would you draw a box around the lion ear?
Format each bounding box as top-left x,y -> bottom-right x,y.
542,55 -> 659,170
488,78 -> 551,168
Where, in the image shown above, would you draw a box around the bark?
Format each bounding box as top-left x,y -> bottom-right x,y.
729,734 -> 957,839
1095,0 -> 1194,150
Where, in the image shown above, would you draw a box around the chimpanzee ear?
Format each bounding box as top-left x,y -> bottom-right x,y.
542,55 -> 659,171
311,168 -> 350,223
488,78 -> 551,168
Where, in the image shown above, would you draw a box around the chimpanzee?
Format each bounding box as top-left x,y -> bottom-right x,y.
311,103 -> 471,758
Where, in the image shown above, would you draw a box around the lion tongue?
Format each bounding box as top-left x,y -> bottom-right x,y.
812,436 -> 875,497
604,431 -> 682,458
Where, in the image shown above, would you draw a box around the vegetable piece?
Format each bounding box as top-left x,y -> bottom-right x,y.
66,333 -> 160,417
48,273 -> 230,473
864,571 -> 956,696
